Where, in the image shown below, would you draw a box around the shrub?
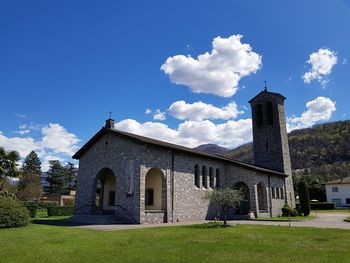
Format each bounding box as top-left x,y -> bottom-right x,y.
310,202 -> 336,210
298,181 -> 310,216
281,204 -> 298,217
47,206 -> 74,216
0,196 -> 30,228
22,201 -> 39,218
37,201 -> 58,209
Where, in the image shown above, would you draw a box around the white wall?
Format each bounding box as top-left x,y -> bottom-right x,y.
326,184 -> 350,207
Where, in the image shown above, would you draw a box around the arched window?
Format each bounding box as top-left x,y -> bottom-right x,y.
194,165 -> 200,188
255,104 -> 263,127
209,167 -> 214,188
216,168 -> 220,188
265,101 -> 273,125
202,166 -> 207,188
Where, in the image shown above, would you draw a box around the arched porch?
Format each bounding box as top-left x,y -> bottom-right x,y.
93,168 -> 116,214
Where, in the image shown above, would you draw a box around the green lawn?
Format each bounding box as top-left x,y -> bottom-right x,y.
255,215 -> 317,221
345,217 -> 350,222
310,209 -> 350,214
1,221 -> 350,263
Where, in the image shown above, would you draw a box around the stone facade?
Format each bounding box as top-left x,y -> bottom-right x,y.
73,89 -> 295,224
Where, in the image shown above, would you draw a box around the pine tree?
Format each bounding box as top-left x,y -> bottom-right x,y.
44,160 -> 67,195
66,162 -> 77,192
298,181 -> 311,216
18,151 -> 42,200
0,147 -> 20,191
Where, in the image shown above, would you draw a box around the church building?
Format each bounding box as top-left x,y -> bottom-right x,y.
72,88 -> 295,224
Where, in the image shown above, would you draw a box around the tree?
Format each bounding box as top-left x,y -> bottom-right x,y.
18,151 -> 42,200
298,181 -> 310,216
66,162 -> 77,192
44,160 -> 67,195
204,188 -> 244,226
0,147 -> 20,191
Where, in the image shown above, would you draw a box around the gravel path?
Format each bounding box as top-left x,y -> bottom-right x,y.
72,212 -> 350,231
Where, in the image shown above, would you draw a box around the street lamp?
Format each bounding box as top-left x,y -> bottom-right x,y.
311,199 -> 319,216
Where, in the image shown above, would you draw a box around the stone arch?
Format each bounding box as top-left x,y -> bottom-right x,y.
145,168 -> 166,210
194,164 -> 200,188
255,104 -> 263,127
92,167 -> 116,213
265,101 -> 273,125
257,182 -> 268,211
232,182 -> 250,215
209,167 -> 214,188
202,166 -> 208,188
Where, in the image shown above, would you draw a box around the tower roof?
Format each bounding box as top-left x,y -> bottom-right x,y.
248,89 -> 286,104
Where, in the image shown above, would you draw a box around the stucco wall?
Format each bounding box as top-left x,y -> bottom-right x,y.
326,184 -> 350,207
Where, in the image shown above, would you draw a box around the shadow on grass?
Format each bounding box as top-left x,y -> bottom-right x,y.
32,217 -> 99,227
183,222 -> 234,229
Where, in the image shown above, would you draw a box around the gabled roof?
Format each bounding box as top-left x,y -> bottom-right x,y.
325,176 -> 350,185
72,127 -> 287,177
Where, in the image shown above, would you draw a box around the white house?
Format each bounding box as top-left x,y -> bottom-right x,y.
325,176 -> 350,207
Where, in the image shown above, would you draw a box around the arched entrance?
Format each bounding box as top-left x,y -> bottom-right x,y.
233,182 -> 250,215
257,182 -> 268,211
145,168 -> 166,211
93,168 -> 116,214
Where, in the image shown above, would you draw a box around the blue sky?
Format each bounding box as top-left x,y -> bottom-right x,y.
0,0 -> 349,170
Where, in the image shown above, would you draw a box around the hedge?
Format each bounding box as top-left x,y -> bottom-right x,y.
22,201 -> 39,218
310,202 -> 336,210
0,196 -> 30,228
47,206 -> 74,216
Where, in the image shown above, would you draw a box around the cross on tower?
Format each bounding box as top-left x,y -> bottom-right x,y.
264,81 -> 268,91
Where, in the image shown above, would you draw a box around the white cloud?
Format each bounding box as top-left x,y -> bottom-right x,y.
0,132 -> 40,157
115,118 -> 252,149
16,113 -> 27,118
303,48 -> 338,87
287,97 -> 336,131
168,100 -> 243,121
145,108 -> 152,115
14,129 -> 31,135
42,123 -> 80,155
161,34 -> 262,97
153,109 -> 166,121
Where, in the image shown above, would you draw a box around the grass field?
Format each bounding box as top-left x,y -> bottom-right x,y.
255,216 -> 317,221
310,209 -> 350,214
1,221 -> 350,263
345,217 -> 350,222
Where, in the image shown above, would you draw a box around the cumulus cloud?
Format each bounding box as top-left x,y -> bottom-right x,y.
145,109 -> 152,115
161,34 -> 262,97
153,109 -> 166,121
115,118 -> 252,149
0,123 -> 81,171
303,48 -> 338,87
42,124 -> 80,155
287,97 -> 336,131
0,132 -> 40,157
169,100 -> 243,121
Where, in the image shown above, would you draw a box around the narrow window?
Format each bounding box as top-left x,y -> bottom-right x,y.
194,165 -> 200,188
202,166 -> 207,188
332,187 -> 338,192
276,188 -> 280,199
266,101 -> 273,125
271,187 -> 275,199
255,104 -> 263,127
216,168 -> 220,188
108,191 -> 115,206
145,188 -> 154,206
105,141 -> 109,150
209,167 -> 214,188
346,198 -> 350,205
266,140 -> 269,150
280,188 -> 284,199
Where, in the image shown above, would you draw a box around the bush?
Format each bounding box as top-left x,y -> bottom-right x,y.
47,206 -> 74,216
22,201 -> 39,218
281,204 -> 298,217
310,202 -> 336,210
0,196 -> 30,228
36,201 -> 58,209
298,181 -> 311,216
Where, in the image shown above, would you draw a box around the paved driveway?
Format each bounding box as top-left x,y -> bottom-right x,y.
73,212 -> 350,231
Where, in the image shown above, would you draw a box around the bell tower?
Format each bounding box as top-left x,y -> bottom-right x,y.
249,85 -> 295,206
